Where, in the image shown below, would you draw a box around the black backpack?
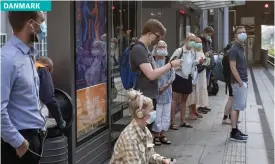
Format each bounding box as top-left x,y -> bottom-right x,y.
222,43 -> 233,94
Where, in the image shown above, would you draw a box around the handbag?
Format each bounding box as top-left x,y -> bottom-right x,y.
195,52 -> 205,73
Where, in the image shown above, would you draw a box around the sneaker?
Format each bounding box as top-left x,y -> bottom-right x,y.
204,107 -> 211,112
237,129 -> 248,139
222,118 -> 231,125
229,132 -> 247,142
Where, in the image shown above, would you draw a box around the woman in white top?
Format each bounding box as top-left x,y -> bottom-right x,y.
169,34 -> 196,129
187,37 -> 209,119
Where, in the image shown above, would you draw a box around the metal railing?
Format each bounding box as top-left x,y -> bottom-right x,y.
0,33 -> 7,48
268,54 -> 274,66
34,37 -> 48,57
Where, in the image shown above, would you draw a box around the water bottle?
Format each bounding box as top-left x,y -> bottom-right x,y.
169,158 -> 176,164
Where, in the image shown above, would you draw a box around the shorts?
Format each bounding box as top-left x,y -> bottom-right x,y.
172,74 -> 192,94
231,82 -> 248,111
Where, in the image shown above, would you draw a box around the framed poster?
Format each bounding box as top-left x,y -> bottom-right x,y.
75,0 -> 107,140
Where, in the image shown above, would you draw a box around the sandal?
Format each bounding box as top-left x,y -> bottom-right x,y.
160,136 -> 171,145
198,107 -> 208,114
170,124 -> 179,130
153,137 -> 162,146
180,122 -> 193,128
204,107 -> 211,112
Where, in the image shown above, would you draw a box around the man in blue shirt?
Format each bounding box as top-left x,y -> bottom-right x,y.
1,11 -> 47,164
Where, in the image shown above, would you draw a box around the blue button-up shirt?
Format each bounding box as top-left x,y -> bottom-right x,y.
1,35 -> 46,148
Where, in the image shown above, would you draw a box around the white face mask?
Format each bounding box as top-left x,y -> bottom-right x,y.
111,43 -> 115,49
146,111 -> 156,124
156,49 -> 168,56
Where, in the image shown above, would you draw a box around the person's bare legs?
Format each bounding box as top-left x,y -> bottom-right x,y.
180,94 -> 189,124
222,96 -> 233,124
189,104 -> 198,120
170,92 -> 180,130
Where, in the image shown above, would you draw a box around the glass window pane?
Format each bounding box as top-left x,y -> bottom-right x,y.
110,1 -> 137,141
75,1 -> 108,141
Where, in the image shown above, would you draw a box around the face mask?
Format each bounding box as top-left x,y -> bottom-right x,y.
111,43 -> 115,49
31,21 -> 47,42
146,111 -> 156,124
195,43 -> 202,49
188,41 -> 195,48
38,22 -> 47,41
206,35 -> 211,41
237,33 -> 247,42
156,49 -> 168,56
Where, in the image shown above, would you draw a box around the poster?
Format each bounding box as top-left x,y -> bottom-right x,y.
75,1 -> 107,139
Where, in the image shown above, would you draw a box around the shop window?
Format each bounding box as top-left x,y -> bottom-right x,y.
75,1 -> 108,141
110,1 -> 137,141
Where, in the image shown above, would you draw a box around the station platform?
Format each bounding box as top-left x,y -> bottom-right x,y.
154,66 -> 274,164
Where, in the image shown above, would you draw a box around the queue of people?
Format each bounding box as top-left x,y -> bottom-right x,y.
111,19 -> 249,163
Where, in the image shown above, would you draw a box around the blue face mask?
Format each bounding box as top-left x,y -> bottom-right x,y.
195,43 -> 202,49
156,49 -> 168,56
188,41 -> 195,48
37,22 -> 47,41
146,111 -> 156,124
237,33 -> 247,42
206,35 -> 211,41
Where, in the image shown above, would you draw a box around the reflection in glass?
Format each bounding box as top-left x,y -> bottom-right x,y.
75,1 -> 107,140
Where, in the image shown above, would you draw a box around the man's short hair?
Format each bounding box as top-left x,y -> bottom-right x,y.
8,11 -> 39,32
234,26 -> 245,34
36,56 -> 53,71
142,19 -> 166,36
204,26 -> 214,33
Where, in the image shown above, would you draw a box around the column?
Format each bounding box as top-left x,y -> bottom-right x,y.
200,10 -> 208,32
224,7 -> 229,47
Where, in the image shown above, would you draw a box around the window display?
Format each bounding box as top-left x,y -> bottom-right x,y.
75,1 -> 107,140
110,1 -> 137,108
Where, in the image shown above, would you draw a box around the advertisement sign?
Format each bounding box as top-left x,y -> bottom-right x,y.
75,1 -> 107,139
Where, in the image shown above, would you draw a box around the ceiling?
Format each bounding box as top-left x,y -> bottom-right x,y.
190,0 -> 246,10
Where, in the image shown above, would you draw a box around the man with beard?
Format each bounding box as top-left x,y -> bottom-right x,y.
1,11 -> 47,164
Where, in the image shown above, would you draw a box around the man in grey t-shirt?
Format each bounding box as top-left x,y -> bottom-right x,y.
130,19 -> 182,100
229,26 -> 249,142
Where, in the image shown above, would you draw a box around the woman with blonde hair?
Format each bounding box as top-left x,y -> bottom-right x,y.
169,33 -> 196,129
110,90 -> 173,164
194,37 -> 210,115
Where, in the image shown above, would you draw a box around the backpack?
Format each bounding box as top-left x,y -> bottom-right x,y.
214,55 -> 225,82
120,44 -> 138,90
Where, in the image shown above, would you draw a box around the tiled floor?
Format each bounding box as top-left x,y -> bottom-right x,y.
105,67 -> 274,164
153,67 -> 274,164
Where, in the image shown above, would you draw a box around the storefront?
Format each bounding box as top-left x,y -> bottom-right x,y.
47,1 -> 137,164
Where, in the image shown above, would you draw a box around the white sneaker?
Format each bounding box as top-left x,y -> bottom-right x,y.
222,118 -> 231,125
